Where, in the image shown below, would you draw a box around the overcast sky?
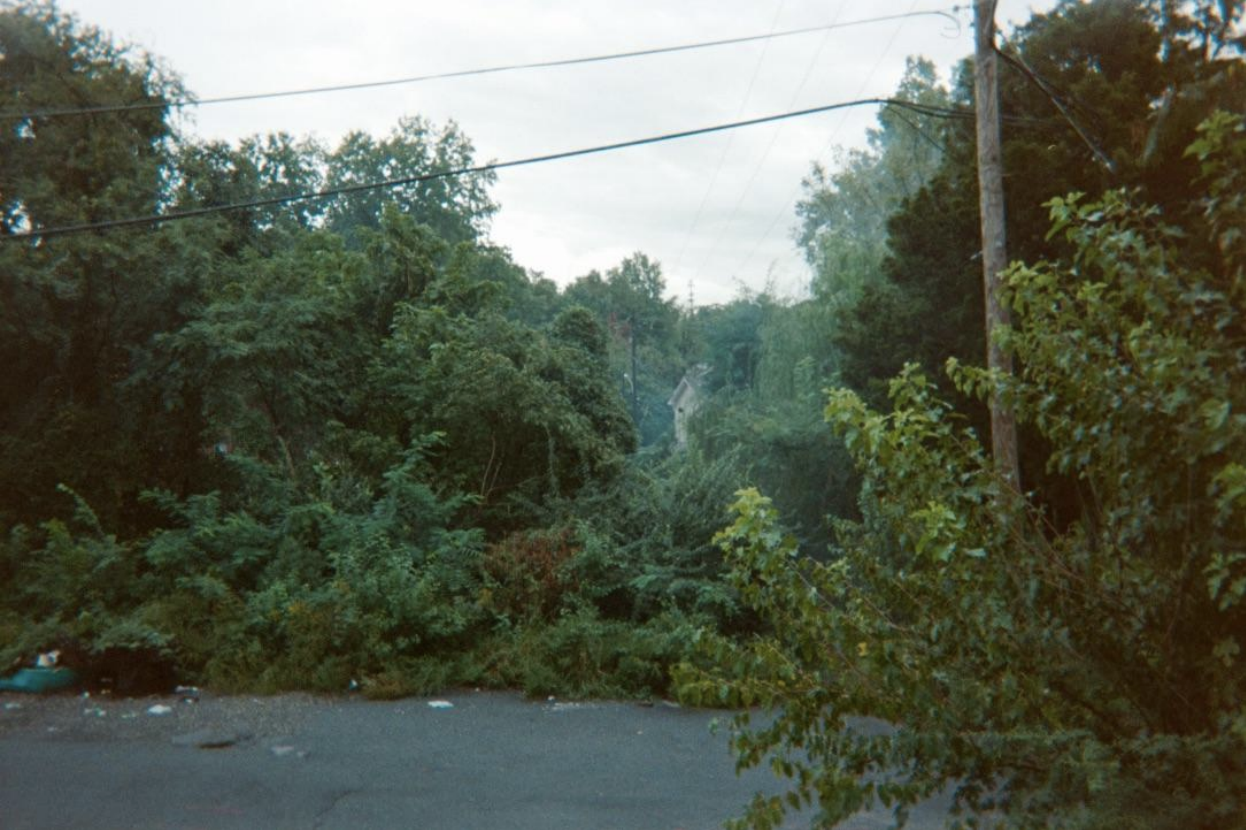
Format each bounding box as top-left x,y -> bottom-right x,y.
58,0 -> 1057,306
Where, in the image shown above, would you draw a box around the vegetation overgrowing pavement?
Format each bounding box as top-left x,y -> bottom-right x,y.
2,2 -> 1244,827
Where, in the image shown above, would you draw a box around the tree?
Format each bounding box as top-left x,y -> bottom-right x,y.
824,0 -> 1244,514
153,230 -> 374,484
375,256 -> 636,536
323,116 -> 497,248
795,58 -> 950,301
684,294 -> 858,547
170,132 -> 327,256
690,295 -> 771,394
565,253 -> 682,445
0,2 -> 200,530
678,113 -> 1246,830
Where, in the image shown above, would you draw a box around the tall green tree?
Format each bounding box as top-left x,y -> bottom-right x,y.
795,57 -> 950,301
323,116 -> 497,248
687,294 -> 858,547
0,2 -> 199,529
378,284 -> 636,536
830,0 -> 1244,415
565,252 -> 682,445
171,132 -> 327,257
154,231 -> 374,483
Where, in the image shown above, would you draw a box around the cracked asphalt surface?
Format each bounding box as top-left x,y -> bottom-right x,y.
0,689 -> 954,829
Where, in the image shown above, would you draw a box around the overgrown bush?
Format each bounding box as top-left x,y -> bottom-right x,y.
1,438 -> 487,692
471,607 -> 700,699
481,526 -> 581,622
0,488 -> 170,676
0,439 -> 723,700
560,450 -> 749,629
678,113 -> 1246,830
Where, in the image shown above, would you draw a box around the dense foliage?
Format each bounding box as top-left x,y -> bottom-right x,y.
0,2 -> 741,700
818,0 -> 1244,413
678,113 -> 1246,829
3,2 -> 1245,825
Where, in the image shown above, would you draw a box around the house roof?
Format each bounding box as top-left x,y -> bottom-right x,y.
668,363 -> 711,409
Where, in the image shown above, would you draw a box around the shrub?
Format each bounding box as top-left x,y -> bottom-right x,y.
0,488 -> 174,684
563,451 -> 748,628
1,437 -> 486,693
678,114 -> 1246,830
473,607 -> 700,699
480,526 -> 580,622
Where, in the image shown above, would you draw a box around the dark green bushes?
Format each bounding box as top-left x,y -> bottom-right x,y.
1,440 -> 483,692
0,442 -> 734,699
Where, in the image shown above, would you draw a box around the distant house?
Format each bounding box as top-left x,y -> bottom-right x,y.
667,364 -> 711,449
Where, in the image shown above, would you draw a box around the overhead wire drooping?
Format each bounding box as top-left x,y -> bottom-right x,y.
725,0 -> 931,289
2,98 -> 983,243
0,8 -> 962,121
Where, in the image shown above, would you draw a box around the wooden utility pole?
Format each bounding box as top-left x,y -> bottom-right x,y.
973,0 -> 1021,490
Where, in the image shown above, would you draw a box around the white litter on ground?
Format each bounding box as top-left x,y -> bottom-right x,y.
549,701 -> 595,712
146,704 -> 173,716
427,700 -> 454,709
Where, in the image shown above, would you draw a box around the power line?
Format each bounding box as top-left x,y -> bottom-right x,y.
671,0 -> 797,282
993,41 -> 1117,173
885,105 -> 952,155
728,0 -> 926,286
0,8 -> 962,121
1,98 -> 978,244
688,1 -> 849,286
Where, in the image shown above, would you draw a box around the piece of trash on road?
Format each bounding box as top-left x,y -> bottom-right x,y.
0,667 -> 78,693
83,707 -> 106,717
427,700 -> 454,709
548,700 -> 598,713
147,704 -> 173,716
3,702 -> 22,711
271,744 -> 309,759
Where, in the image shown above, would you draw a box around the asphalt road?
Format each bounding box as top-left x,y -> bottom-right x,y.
0,690 -> 954,829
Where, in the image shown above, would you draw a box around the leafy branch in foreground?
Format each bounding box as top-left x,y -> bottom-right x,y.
677,112 -> 1246,830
